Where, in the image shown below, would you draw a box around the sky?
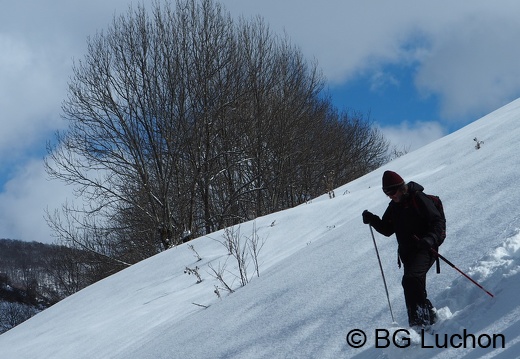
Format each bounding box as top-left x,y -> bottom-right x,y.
1,0 -> 520,243
1,98 -> 520,358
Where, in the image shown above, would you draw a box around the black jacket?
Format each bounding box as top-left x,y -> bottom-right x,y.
371,182 -> 444,264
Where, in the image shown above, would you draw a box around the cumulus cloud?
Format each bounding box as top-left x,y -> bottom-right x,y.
0,1 -> 130,160
223,0 -> 520,122
415,14 -> 520,120
380,121 -> 447,153
0,159 -> 74,243
0,35 -> 60,151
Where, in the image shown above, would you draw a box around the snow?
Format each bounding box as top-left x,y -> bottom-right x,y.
1,98 -> 520,358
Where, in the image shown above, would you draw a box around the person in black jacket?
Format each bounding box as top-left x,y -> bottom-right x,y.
362,170 -> 444,327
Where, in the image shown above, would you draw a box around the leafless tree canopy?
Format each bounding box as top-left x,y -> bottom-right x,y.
46,0 -> 389,269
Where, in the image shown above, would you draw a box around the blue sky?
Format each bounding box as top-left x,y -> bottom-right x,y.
328,64 -> 437,124
328,62 -> 440,124
326,63 -> 449,152
1,0 -> 520,243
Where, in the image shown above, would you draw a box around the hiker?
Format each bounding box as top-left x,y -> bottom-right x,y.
362,170 -> 444,327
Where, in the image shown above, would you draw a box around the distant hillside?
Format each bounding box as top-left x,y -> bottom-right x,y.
0,238 -> 62,292
0,238 -> 90,333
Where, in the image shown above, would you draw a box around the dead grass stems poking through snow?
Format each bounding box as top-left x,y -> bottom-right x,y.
208,222 -> 266,296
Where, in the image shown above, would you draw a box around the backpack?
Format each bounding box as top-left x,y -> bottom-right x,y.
409,192 -> 446,274
421,194 -> 446,245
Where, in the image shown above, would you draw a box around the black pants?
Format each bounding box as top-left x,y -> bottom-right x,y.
401,249 -> 436,325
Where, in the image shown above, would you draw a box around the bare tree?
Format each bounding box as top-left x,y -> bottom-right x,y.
0,302 -> 37,334
45,0 -> 389,279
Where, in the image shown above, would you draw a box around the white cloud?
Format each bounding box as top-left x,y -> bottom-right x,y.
380,121 -> 446,153
0,1 -> 130,160
415,14 -> 520,120
369,70 -> 400,92
223,0 -> 520,122
0,35 -> 63,157
0,159 -> 73,243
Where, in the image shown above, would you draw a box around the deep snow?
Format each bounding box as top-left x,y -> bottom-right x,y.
1,99 -> 520,358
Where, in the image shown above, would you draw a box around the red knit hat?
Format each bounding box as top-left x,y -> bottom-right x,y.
382,170 -> 404,191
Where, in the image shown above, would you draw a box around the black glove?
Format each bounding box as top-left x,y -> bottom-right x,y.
418,236 -> 435,250
362,210 -> 378,225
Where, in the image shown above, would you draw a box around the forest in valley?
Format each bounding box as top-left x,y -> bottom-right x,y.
0,238 -> 99,333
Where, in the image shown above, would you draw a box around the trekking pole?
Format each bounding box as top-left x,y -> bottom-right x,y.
431,247 -> 494,298
413,236 -> 494,298
369,225 -> 396,323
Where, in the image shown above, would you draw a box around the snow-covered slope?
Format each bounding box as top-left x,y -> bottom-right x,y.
1,99 -> 520,358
